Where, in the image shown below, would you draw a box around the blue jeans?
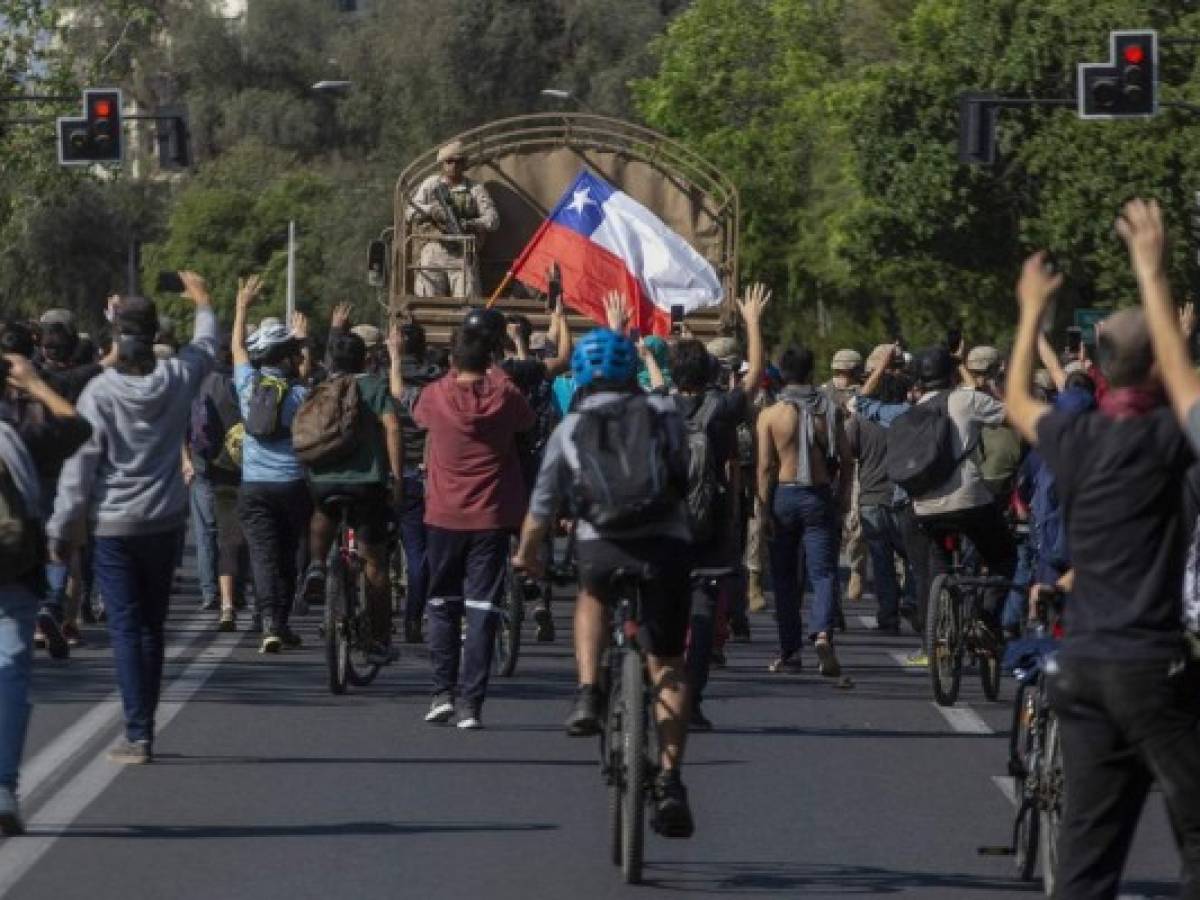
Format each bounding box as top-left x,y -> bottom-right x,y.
859,503 -> 914,628
190,475 -> 219,605
93,530 -> 183,743
0,584 -> 36,790
399,475 -> 430,629
1002,536 -> 1034,631
768,485 -> 840,655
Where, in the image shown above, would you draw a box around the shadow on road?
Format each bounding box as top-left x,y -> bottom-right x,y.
35,821 -> 557,839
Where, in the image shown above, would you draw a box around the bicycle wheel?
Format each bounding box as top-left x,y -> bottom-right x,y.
620,647 -> 646,884
494,565 -> 524,678
1039,712 -> 1064,896
1014,799 -> 1040,881
926,574 -> 963,706
347,570 -> 382,687
979,651 -> 1001,701
324,554 -> 349,695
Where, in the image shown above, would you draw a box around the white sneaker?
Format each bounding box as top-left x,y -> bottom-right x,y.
456,715 -> 482,730
424,697 -> 455,724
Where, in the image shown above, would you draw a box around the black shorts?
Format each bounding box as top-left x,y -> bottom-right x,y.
575,537 -> 692,657
310,482 -> 390,546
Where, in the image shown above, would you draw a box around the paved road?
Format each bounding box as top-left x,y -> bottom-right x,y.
2,568 -> 1182,899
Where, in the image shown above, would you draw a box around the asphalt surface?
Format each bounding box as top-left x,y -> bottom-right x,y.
2,566 -> 1184,899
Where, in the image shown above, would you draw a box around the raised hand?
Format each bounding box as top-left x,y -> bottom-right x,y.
603,290 -> 630,333
1016,251 -> 1063,317
290,311 -> 309,340
1115,198 -> 1167,278
737,282 -> 772,322
236,275 -> 264,312
179,271 -> 211,306
386,323 -> 405,360
331,302 -> 353,331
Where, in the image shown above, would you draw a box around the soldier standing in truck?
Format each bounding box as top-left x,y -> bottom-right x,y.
406,140 -> 500,299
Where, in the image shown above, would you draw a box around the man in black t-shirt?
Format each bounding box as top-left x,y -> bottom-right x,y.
1007,202 -> 1200,899
669,284 -> 769,730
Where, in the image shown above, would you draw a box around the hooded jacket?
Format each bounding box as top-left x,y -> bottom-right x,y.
413,366 -> 534,531
47,307 -> 217,539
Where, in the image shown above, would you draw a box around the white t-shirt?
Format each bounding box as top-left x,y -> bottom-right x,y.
912,387 -> 1006,517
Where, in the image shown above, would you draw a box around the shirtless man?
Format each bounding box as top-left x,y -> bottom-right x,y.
756,346 -> 853,676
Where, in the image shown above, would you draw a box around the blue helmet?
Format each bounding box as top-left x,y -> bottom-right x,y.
571,328 -> 637,388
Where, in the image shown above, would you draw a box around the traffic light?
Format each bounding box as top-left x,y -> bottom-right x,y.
1078,30 -> 1158,119
57,89 -> 123,165
958,92 -> 998,165
155,113 -> 190,169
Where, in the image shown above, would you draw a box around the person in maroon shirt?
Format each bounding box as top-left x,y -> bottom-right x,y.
413,309 -> 534,729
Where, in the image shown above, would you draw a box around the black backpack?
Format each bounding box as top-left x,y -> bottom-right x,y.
572,395 -> 678,531
679,392 -> 726,545
244,373 -> 291,439
885,392 -> 977,498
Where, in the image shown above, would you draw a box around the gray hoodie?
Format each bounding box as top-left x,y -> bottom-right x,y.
47,306 -> 217,540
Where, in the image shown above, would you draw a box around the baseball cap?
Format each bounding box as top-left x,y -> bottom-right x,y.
39,308 -> 75,329
965,345 -> 1001,374
116,297 -> 159,339
831,349 -> 863,372
350,324 -> 382,349
706,336 -> 740,362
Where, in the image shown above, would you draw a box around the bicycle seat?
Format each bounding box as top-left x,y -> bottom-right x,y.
320,493 -> 360,516
607,565 -> 657,592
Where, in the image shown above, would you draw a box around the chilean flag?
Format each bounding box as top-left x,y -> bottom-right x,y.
510,170 -> 723,336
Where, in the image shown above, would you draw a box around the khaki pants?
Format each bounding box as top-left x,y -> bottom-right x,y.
416,242 -> 479,299
745,497 -> 765,574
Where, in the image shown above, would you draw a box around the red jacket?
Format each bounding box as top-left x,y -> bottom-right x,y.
413,367 -> 535,531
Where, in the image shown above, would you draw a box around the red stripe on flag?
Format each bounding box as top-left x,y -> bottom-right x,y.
511,223 -> 671,337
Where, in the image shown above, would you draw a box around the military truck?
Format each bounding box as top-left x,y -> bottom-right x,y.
376,112 -> 740,344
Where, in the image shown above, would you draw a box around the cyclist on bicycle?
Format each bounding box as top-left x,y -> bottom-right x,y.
301,330 -> 404,665
513,327 -> 696,838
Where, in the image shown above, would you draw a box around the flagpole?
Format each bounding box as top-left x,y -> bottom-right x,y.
485,271 -> 513,309
286,220 -> 296,323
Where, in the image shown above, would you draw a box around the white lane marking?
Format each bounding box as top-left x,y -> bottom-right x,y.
20,615 -> 211,804
856,616 -> 876,629
933,703 -> 993,734
0,633 -> 242,898
992,775 -> 1017,807
889,651 -> 924,671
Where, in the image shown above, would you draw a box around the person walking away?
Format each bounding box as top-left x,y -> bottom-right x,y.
385,320 -> 443,644
297,330 -> 404,663
670,284 -> 769,728
847,346 -> 916,634
47,277 -> 216,764
414,309 -> 533,729
0,354 -> 90,829
1008,201 -> 1200,898
230,277 -> 311,653
824,350 -> 868,604
757,347 -> 854,676
513,327 -> 697,837
183,333 -> 248,631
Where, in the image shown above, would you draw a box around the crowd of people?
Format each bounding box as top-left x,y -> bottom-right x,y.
0,197 -> 1197,896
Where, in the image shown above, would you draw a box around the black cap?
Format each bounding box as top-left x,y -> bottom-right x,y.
915,346 -> 954,387
116,296 -> 159,339
462,307 -> 506,340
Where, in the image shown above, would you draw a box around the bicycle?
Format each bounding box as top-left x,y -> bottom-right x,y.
925,534 -> 1011,706
1005,589 -> 1065,895
492,550 -> 525,678
321,495 -> 395,695
598,567 -> 660,885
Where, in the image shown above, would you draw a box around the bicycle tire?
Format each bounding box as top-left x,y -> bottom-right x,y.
620,647 -> 646,884
926,574 -> 962,706
980,651 -> 1001,701
1014,799 -> 1040,881
325,554 -> 349,695
347,569 -> 382,687
1039,712 -> 1064,896
494,565 -> 524,678
608,766 -> 623,867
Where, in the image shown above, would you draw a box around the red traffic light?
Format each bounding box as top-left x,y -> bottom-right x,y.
92,99 -> 113,117
1123,44 -> 1146,65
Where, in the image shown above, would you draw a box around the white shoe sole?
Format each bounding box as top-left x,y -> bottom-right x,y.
424,703 -> 455,724
456,717 -> 482,730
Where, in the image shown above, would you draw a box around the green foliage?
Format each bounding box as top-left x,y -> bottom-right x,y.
637,0 -> 1200,369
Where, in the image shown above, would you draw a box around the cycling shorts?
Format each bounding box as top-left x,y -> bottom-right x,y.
575,537 -> 692,657
310,482 -> 390,547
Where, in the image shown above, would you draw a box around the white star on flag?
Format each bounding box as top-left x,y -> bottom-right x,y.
566,187 -> 596,217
